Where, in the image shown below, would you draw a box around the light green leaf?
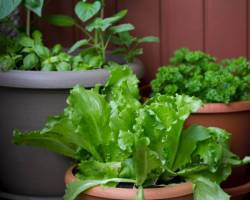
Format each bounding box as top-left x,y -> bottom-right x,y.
111,31 -> 136,47
64,178 -> 136,200
133,137 -> 161,186
67,85 -> 112,161
56,61 -> 71,71
75,1 -> 101,22
0,55 -> 16,71
191,176 -> 230,200
18,35 -> 34,47
0,0 -> 22,19
32,30 -> 43,45
22,53 -> 39,70
86,10 -> 128,32
34,44 -> 50,59
44,15 -> 76,27
13,129 -> 76,158
103,10 -> 127,25
173,125 -> 211,171
68,39 -> 89,54
77,160 -> 121,180
24,0 -> 44,16
135,186 -> 144,200
110,23 -> 135,33
138,36 -> 160,43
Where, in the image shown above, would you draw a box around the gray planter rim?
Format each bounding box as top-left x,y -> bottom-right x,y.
0,59 -> 143,89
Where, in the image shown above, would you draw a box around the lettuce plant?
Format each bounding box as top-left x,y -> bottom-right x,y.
13,65 -> 250,200
151,48 -> 250,103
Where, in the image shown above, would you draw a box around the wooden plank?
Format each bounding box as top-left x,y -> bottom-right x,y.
36,0 -> 76,47
161,0 -> 204,64
205,0 -> 248,59
248,0 -> 250,60
117,0 -> 161,84
105,0 -> 117,16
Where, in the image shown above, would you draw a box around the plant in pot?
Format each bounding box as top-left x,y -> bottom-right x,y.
0,0 -> 159,199
13,66 -> 250,200
150,48 -> 250,189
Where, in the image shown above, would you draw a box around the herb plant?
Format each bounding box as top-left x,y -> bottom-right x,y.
13,65 -> 250,200
0,0 -> 159,71
45,0 -> 159,64
0,30 -> 72,71
151,48 -> 250,103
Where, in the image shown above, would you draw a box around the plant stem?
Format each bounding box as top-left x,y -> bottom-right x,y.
75,23 -> 93,39
26,10 -> 31,36
101,0 -> 105,19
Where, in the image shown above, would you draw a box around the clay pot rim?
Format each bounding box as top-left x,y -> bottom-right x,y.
64,166 -> 193,199
196,99 -> 250,113
65,165 -> 250,199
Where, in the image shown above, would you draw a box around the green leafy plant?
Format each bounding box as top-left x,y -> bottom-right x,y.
45,0 -> 159,64
13,65 -> 250,200
0,30 -> 73,71
0,0 -> 158,71
151,48 -> 250,103
0,0 -> 44,36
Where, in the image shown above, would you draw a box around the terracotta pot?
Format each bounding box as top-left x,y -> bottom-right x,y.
185,100 -> 250,188
65,166 -> 250,200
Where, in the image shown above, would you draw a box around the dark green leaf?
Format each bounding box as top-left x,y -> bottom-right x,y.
44,15 -> 76,27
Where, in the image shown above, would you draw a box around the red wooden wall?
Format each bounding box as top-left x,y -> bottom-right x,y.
38,0 -> 250,84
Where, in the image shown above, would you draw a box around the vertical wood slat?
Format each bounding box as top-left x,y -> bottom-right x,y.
36,0 -> 76,47
37,0 -> 250,82
248,0 -> 250,60
205,0 -> 248,59
117,0 -> 161,83
161,0 -> 204,65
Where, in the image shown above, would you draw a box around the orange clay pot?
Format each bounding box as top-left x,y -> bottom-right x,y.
65,166 -> 250,200
185,100 -> 250,189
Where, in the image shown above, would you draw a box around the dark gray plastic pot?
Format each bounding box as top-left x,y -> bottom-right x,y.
0,59 -> 144,199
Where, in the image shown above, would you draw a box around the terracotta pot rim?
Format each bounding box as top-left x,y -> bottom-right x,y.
196,100 -> 250,113
65,166 -> 250,199
65,166 -> 193,199
224,180 -> 250,197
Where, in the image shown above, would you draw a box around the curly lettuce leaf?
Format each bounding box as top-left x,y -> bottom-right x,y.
77,160 -> 121,180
